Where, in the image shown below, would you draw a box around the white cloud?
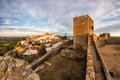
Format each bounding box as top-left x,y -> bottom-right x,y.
0,26 -> 46,37
0,31 -> 41,37
0,0 -> 120,36
5,19 -> 11,24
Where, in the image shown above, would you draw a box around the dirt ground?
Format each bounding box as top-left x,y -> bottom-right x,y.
99,44 -> 120,78
37,45 -> 86,80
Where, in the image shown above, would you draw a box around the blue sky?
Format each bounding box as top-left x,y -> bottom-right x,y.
0,0 -> 120,37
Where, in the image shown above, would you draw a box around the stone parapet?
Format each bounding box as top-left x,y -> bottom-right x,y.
86,35 -> 95,80
92,35 -> 113,80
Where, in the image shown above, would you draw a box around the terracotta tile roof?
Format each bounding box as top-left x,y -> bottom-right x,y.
15,46 -> 25,53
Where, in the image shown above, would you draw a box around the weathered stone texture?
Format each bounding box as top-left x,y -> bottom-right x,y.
93,34 -> 98,42
0,56 -> 40,80
73,34 -> 88,51
73,15 -> 94,36
73,15 -> 94,50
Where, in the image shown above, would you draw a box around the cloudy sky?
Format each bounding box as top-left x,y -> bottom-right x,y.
0,0 -> 120,37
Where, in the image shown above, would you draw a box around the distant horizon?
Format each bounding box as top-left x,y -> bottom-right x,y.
0,33 -> 120,37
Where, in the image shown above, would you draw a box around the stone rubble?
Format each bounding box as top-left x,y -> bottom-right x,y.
60,49 -> 85,60
0,56 -> 40,80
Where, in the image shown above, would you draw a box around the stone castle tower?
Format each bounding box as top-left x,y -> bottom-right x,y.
73,15 -> 94,51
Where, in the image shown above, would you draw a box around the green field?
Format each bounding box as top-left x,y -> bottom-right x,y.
0,37 -> 24,56
0,43 -> 15,55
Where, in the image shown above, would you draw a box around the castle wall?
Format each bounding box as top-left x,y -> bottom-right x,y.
73,15 -> 94,51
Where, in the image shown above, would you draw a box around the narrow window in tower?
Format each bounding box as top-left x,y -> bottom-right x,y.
92,26 -> 94,30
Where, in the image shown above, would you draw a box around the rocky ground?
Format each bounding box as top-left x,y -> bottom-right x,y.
38,44 -> 86,80
0,39 -> 87,80
0,56 -> 40,80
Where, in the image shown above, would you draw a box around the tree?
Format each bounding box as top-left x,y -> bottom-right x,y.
63,32 -> 67,39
